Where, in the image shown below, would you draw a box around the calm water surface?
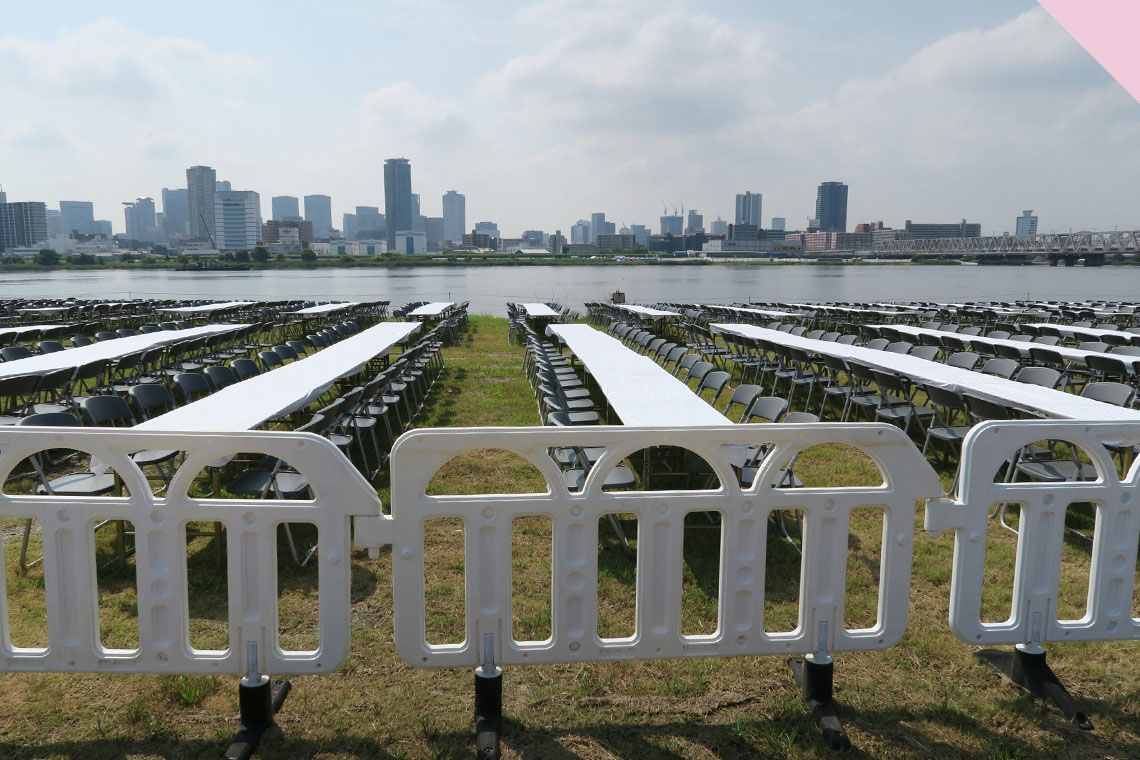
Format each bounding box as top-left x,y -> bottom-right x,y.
0,263 -> 1134,316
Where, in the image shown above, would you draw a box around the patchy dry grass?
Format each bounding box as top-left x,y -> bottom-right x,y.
1,316 -> 1139,759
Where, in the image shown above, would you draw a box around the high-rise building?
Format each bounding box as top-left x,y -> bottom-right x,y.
384,158 -> 413,249
161,188 -> 189,240
590,212 -> 614,243
442,190 -> 465,244
59,201 -> 96,236
46,209 -> 62,238
903,219 -> 981,239
342,213 -> 357,238
659,214 -> 683,236
215,180 -> 232,192
1016,210 -> 1038,236
411,193 -> 420,220
570,220 -> 590,244
522,230 -> 545,248
303,195 -> 332,240
709,217 -> 728,234
685,209 -> 704,234
629,224 -> 650,247
123,197 -> 158,241
815,182 -> 848,233
549,230 -> 566,254
771,217 -> 786,232
262,219 -> 313,247
214,190 -> 262,250
186,165 -> 217,241
355,206 -> 385,238
735,192 -> 762,225
474,221 -> 500,242
272,195 -> 300,221
0,201 -> 48,252
424,217 -> 444,251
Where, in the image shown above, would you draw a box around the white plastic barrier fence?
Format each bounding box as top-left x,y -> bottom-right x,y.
354,423 -> 943,669
0,427 -> 382,676
926,419 -> 1140,647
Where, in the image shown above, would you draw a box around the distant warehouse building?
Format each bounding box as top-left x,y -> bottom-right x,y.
903,219 -> 981,239
596,233 -> 637,252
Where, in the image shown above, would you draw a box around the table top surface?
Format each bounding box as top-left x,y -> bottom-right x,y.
521,303 -> 560,317
157,301 -> 256,314
547,324 -> 730,427
408,302 -> 455,317
287,302 -> 361,316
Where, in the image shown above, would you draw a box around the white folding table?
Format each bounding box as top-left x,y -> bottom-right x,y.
157,301 -> 256,316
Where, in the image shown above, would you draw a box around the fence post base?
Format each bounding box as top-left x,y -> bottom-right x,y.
223,676 -> 293,760
788,655 -> 852,751
976,646 -> 1093,730
475,667 -> 503,760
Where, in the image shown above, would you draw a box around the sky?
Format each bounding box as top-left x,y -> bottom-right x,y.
2,0 -> 1138,237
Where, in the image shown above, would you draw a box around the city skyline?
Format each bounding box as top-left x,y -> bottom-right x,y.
2,2 -> 1139,236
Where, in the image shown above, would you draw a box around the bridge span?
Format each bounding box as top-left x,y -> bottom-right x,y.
869,229 -> 1140,265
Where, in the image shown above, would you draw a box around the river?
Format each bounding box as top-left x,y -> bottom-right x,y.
0,263 -> 1134,316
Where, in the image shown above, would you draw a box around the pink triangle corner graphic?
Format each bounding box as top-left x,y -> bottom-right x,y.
1037,0 -> 1140,104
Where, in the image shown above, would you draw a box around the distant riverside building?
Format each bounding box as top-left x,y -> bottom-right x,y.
0,201 -> 48,252
474,221 -> 500,242
548,230 -> 566,253
1016,210 -> 1038,236
442,190 -> 465,244
303,194 -> 332,240
394,230 -> 427,255
709,216 -> 727,235
597,233 -> 636,252
272,195 -> 300,221
215,180 -> 232,192
262,219 -> 313,247
384,158 -> 413,249
570,220 -> 590,244
462,230 -> 496,249
685,209 -> 704,234
628,224 -> 650,247
186,165 -> 217,242
123,197 -> 158,241
423,217 -> 444,251
590,212 -> 614,242
522,230 -> 545,248
59,200 -> 96,236
771,217 -> 786,232
354,206 -> 385,239
815,182 -> 848,233
659,214 -> 682,236
161,188 -> 189,239
735,192 -> 762,225
214,190 -> 261,250
904,219 -> 981,239
46,209 -> 62,238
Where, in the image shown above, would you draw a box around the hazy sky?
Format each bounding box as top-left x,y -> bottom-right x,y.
2,0 -> 1137,236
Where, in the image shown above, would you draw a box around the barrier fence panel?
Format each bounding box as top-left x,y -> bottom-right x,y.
354,422 -> 942,750
0,426 -> 382,758
925,419 -> 1140,728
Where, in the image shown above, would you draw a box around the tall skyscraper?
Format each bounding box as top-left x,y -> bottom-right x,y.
709,217 -> 728,234
161,188 -> 189,239
570,220 -> 590,244
0,201 -> 48,252
442,190 -> 465,244
629,224 -> 650,247
590,212 -> 615,243
304,194 -> 332,239
771,217 -> 786,232
59,201 -> 95,236
123,197 -> 158,241
1016,210 -> 1038,236
815,182 -> 848,233
384,158 -> 413,249
659,214 -> 683,236
186,165 -> 217,241
685,209 -> 704,234
735,192 -> 762,225
214,190 -> 262,250
272,195 -> 300,221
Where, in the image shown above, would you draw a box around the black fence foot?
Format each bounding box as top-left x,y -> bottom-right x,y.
475,666 -> 502,760
976,646 -> 1093,729
223,676 -> 293,760
788,655 -> 852,751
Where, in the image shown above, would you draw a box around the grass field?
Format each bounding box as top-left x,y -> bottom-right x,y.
1,315 -> 1139,759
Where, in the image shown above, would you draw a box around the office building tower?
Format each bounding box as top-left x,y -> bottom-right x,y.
735,192 -> 762,225
590,212 -> 614,242
355,206 -> 385,238
59,200 -> 96,236
709,217 -> 728,234
522,230 -> 545,248
685,209 -> 703,234
0,201 -> 48,252
161,188 -> 189,239
342,213 -> 357,239
272,195 -> 300,221
384,158 -> 413,249
46,209 -> 62,238
123,197 -> 158,241
214,190 -> 262,250
262,219 -> 313,247
771,217 -> 786,232
659,214 -> 683,236
629,224 -> 650,247
570,220 -> 590,244
815,182 -> 848,233
424,217 -> 444,251
304,194 -> 332,239
215,180 -> 232,192
186,165 -> 217,241
903,219 -> 981,239
442,190 -> 465,244
474,221 -> 500,242
549,230 -> 566,254
411,193 -> 420,220
1016,210 -> 1038,236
